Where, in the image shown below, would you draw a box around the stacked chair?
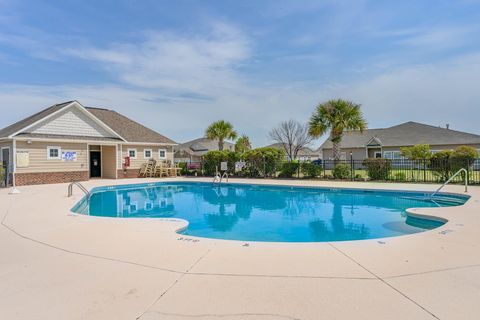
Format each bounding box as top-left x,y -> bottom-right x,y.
139,159 -> 181,178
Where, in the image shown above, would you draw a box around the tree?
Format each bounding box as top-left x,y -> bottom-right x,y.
400,144 -> 431,160
235,135 -> 252,154
309,99 -> 367,162
268,119 -> 313,161
205,120 -> 237,151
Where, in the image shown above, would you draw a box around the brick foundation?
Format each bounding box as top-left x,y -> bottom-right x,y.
117,169 -> 140,179
15,171 -> 89,186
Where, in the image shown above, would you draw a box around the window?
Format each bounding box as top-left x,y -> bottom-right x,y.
47,146 -> 61,160
158,149 -> 167,159
374,151 -> 382,158
128,148 -> 137,159
144,149 -> 152,159
384,151 -> 403,160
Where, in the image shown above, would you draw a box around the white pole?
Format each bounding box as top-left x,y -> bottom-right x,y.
9,139 -> 20,194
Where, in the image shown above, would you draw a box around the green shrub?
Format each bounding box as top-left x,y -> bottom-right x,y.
279,162 -> 300,178
430,146 -> 478,182
394,172 -> 406,181
400,144 -> 431,160
202,150 -> 240,176
242,147 -> 284,178
332,163 -> 351,179
451,146 -> 478,172
363,158 -> 391,180
301,162 -> 321,178
430,150 -> 453,181
0,166 -> 4,186
354,173 -> 363,180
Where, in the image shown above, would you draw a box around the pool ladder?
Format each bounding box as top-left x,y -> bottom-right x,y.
68,181 -> 91,198
213,172 -> 229,184
430,168 -> 468,198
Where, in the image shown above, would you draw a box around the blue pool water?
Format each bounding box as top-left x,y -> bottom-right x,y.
72,182 -> 468,242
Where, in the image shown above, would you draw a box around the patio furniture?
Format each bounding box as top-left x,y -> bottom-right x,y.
142,159 -> 156,177
138,163 -> 148,177
154,161 -> 169,177
168,163 -> 181,177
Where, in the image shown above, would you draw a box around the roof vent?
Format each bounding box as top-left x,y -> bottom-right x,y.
446,124 -> 450,130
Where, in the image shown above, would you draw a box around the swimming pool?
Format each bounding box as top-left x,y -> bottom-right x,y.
72,182 -> 468,242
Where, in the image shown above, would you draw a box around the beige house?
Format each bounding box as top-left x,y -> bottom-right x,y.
320,122 -> 480,161
0,101 -> 176,186
174,137 -> 235,163
265,143 -> 320,161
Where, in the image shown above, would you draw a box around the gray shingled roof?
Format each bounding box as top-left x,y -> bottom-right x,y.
86,107 -> 176,144
320,122 -> 480,149
265,143 -> 319,156
0,101 -> 176,144
175,137 -> 235,157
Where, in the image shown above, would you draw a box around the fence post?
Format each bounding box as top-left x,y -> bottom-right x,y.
423,159 -> 426,183
466,159 -> 470,186
297,160 -> 300,178
263,156 -> 266,179
350,154 -> 354,181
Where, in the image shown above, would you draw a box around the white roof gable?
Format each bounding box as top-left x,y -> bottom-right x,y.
25,103 -> 119,139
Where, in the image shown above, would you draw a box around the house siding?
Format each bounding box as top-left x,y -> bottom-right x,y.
26,105 -> 115,138
15,141 -> 88,173
121,144 -> 174,169
322,143 -> 480,161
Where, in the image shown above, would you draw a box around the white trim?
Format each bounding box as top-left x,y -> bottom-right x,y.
115,144 -> 119,178
8,102 -> 76,138
13,137 -> 120,145
46,146 -> 62,160
75,102 -> 127,142
128,148 -> 137,159
125,142 -> 178,146
100,145 -> 104,178
119,144 -> 123,169
8,101 -> 127,142
144,148 -> 153,159
12,136 -> 176,146
158,148 -> 167,159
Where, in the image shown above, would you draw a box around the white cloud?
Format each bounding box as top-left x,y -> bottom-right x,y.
392,26 -> 474,51
2,52 -> 480,148
1,19 -> 480,149
65,22 -> 250,97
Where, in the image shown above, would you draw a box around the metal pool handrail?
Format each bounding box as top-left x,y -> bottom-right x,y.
430,168 -> 468,198
68,182 -> 90,198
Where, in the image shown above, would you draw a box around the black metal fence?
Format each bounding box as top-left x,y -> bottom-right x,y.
0,163 -> 7,187
177,157 -> 480,185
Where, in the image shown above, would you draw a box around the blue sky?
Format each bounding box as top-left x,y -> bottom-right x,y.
1,0 -> 480,147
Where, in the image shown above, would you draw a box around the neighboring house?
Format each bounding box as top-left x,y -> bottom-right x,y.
174,137 -> 235,163
0,100 -> 177,186
319,121 -> 480,161
265,143 -> 320,161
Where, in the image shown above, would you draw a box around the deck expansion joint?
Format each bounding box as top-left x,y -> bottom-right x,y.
328,242 -> 441,320
136,249 -> 212,320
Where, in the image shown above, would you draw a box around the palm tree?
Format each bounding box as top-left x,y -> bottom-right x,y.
205,120 -> 238,151
235,135 -> 252,154
309,99 -> 367,162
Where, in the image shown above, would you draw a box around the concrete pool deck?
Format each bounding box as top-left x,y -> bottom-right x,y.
1,177 -> 479,320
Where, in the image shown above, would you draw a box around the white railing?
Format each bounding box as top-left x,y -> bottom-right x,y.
430,168 -> 468,198
68,182 -> 90,198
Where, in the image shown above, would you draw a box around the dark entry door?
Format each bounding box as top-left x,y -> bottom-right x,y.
2,148 -> 9,185
90,151 -> 101,178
